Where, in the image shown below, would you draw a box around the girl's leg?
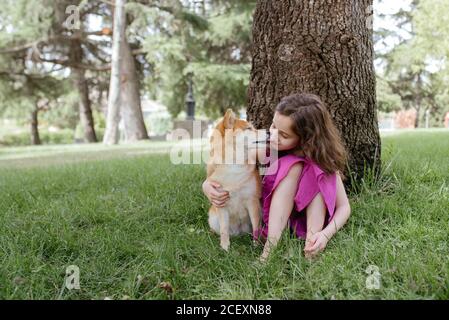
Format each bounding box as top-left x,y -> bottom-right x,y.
261,163 -> 302,260
304,192 -> 327,251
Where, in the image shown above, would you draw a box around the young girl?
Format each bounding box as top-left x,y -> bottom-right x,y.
202,93 -> 351,260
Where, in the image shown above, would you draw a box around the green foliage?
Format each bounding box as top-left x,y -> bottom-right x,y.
0,127 -> 105,147
376,0 -> 449,125
0,0 -> 108,134
145,116 -> 172,136
41,91 -> 80,130
205,7 -> 253,48
376,76 -> 402,113
0,0 -> 53,46
0,129 -> 75,146
2,0 -> 449,130
141,0 -> 255,118
0,74 -> 75,128
414,0 -> 449,60
185,62 -> 250,118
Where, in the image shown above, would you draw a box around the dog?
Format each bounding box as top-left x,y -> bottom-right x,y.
206,109 -> 262,251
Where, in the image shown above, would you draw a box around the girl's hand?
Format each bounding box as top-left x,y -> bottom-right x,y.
202,180 -> 230,208
304,231 -> 330,258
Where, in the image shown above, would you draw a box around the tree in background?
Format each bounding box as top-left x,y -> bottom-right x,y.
375,0 -> 449,127
2,0 -> 449,148
0,57 -> 70,145
0,0 -> 108,142
119,10 -> 149,142
102,0 -> 150,144
103,0 -> 126,145
1,0 -> 257,142
412,0 -> 449,126
0,0 -> 150,144
140,0 -> 255,118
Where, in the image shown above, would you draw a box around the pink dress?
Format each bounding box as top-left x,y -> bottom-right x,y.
254,152 -> 337,240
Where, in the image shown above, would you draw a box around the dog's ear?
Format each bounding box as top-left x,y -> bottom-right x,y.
223,108 -> 235,129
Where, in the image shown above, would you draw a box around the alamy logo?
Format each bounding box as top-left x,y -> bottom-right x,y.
65,265 -> 80,290
366,5 -> 374,30
365,265 -> 381,290
65,5 -> 81,30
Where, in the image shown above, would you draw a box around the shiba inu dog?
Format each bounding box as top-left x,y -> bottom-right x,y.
206,109 -> 262,251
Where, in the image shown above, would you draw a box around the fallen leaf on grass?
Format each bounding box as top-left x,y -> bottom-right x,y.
158,281 -> 173,294
13,277 -> 26,286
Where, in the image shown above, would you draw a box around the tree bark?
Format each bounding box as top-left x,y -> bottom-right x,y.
247,0 -> 381,181
414,73 -> 422,128
72,66 -> 98,143
69,28 -> 97,143
103,0 -> 126,145
120,35 -> 149,142
30,108 -> 41,145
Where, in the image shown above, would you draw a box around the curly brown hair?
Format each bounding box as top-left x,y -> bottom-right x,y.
276,93 -> 348,176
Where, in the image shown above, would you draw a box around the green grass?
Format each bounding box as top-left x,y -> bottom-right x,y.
0,130 -> 448,299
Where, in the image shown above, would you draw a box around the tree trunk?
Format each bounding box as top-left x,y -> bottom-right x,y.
103,0 -> 126,145
69,28 -> 97,143
30,108 -> 41,145
414,73 -> 422,128
414,105 -> 421,129
247,0 -> 381,181
52,1 -> 97,143
72,66 -> 98,143
120,36 -> 149,142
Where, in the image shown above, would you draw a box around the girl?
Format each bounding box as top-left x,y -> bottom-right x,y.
202,93 -> 351,260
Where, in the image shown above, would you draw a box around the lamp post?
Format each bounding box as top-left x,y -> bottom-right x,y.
185,73 -> 195,120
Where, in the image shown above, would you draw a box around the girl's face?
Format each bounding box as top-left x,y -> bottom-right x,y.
269,111 -> 300,151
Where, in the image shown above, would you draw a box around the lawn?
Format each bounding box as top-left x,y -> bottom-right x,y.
0,130 -> 448,299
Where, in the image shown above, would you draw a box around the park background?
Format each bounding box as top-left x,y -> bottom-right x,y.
0,0 -> 448,299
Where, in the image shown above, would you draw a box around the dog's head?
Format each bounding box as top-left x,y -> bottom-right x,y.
210,109 -> 257,164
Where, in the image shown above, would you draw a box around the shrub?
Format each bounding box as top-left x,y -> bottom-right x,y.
0,129 -> 75,146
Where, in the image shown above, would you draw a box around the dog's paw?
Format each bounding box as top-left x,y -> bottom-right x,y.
220,241 -> 230,251
259,254 -> 268,264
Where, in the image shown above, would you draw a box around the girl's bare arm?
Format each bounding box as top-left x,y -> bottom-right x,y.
322,174 -> 351,239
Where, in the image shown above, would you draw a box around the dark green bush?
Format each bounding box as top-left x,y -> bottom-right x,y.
0,127 -> 104,147
0,129 -> 75,146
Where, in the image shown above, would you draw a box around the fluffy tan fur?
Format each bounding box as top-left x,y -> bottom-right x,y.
206,109 -> 262,251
